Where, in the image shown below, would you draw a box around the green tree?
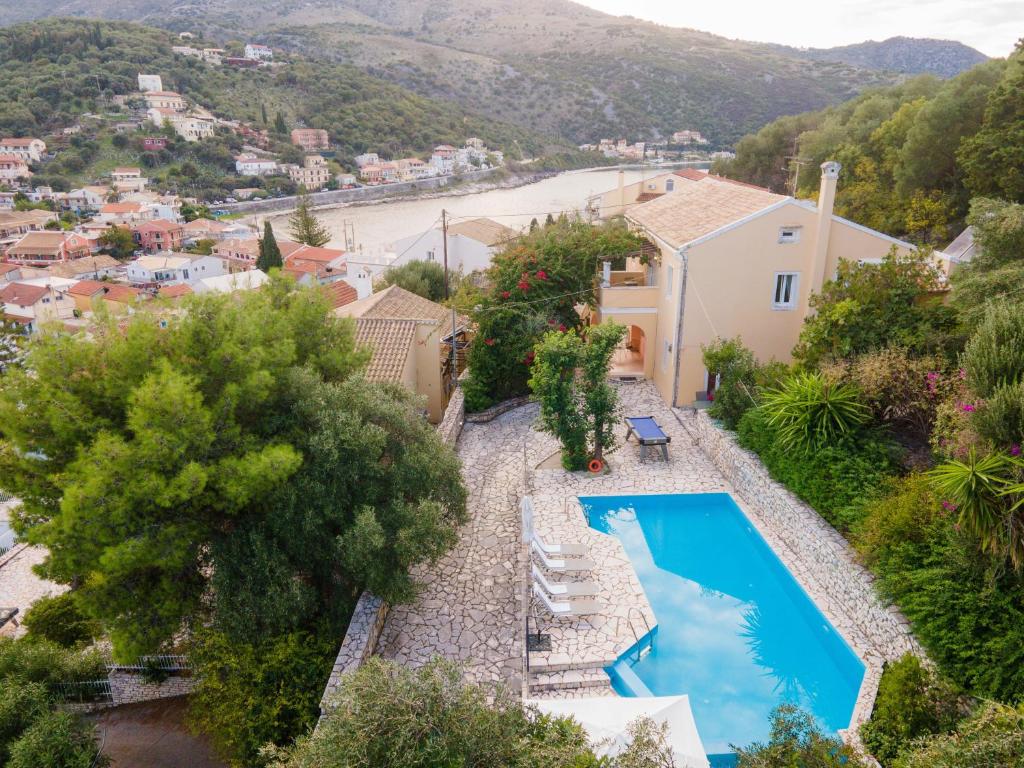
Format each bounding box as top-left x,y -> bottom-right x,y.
958,43 -> 1024,203
288,193 -> 331,247
266,658 -> 598,768
0,280 -> 464,659
260,102 -> 268,125
793,249 -> 958,366
760,372 -> 871,452
97,224 -> 136,259
274,111 -> 288,135
735,704 -> 868,768
702,337 -> 760,429
529,323 -> 626,470
188,629 -> 337,766
187,238 -> 215,256
6,710 -> 106,768
860,653 -> 960,765
21,593 -> 100,649
0,318 -> 26,374
256,220 -> 283,271
180,201 -> 212,222
897,702 -> 1024,768
376,260 -> 448,302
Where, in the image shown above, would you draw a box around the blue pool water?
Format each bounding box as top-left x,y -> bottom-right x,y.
581,493 -> 864,757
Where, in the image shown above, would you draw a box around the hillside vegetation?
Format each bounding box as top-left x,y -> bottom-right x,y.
0,0 -> 907,146
713,43 -> 1023,244
779,37 -> 988,79
0,18 -> 564,164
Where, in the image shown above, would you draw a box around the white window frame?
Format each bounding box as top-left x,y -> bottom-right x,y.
778,226 -> 802,244
665,179 -> 675,192
772,272 -> 799,310
665,264 -> 674,299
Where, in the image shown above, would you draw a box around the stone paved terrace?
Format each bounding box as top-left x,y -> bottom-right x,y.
375,402 -> 546,687
373,380 -> 919,741
527,382 -> 727,685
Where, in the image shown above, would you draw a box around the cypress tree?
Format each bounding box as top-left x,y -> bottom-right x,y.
256,220 -> 283,271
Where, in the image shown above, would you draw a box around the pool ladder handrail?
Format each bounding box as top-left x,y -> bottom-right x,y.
626,606 -> 653,662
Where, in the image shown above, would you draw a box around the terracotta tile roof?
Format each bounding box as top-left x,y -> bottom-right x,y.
102,284 -> 144,305
47,255 -> 121,278
354,317 -> 417,383
6,231 -> 87,256
1,282 -> 48,306
0,138 -> 39,146
627,176 -> 786,249
0,263 -> 21,276
673,168 -> 707,181
101,202 -> 143,214
67,280 -> 107,296
446,217 -> 518,247
158,283 -> 193,298
113,167 -> 141,175
287,244 -> 345,263
336,285 -> 467,338
635,192 -> 664,202
323,280 -> 357,309
133,219 -> 182,233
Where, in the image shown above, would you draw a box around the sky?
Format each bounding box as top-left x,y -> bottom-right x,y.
574,0 -> 1020,57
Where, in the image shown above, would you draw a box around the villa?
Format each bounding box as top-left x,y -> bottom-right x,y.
334,285 -> 470,423
589,162 -> 916,407
387,217 -> 518,274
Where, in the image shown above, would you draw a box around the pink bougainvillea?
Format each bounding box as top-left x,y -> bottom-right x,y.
536,270 -> 548,280
484,338 -> 496,346
500,290 -> 510,299
517,280 -> 530,291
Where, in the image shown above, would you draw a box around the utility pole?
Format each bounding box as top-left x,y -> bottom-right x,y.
442,209 -> 458,395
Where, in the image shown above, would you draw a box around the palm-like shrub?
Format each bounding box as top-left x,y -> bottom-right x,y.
760,372 -> 870,451
929,450 -> 1024,568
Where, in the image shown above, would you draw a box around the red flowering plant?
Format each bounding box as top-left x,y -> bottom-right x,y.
462,217 -> 648,411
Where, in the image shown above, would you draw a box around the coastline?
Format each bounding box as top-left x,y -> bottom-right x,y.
240,160 -> 712,221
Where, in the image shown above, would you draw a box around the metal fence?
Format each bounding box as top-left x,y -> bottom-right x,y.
0,528 -> 15,557
52,679 -> 114,704
0,490 -> 14,504
109,654 -> 191,672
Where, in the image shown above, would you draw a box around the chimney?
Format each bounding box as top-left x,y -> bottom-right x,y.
808,160 -> 841,310
617,168 -> 625,207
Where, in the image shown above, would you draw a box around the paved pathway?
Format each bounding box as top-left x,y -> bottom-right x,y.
0,544 -> 67,637
376,403 -> 545,687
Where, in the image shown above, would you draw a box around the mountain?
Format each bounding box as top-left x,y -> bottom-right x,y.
784,37 -> 988,79
0,0 -> 904,146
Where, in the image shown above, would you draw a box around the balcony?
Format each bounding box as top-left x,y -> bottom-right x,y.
597,268 -> 659,311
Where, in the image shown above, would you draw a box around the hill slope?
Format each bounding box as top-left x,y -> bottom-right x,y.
788,37 -> 988,78
0,18 -> 559,160
0,0 -> 904,146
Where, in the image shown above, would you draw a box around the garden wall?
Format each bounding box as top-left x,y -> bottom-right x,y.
108,670 -> 195,705
318,592 -> 388,714
688,409 -> 922,740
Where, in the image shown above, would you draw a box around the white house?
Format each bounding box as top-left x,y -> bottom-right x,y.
0,138 -> 46,163
137,74 -> 164,93
126,252 -> 228,287
234,154 -> 278,176
353,152 -> 380,168
110,167 -> 148,193
388,217 -> 518,274
194,269 -> 269,294
244,44 -> 273,61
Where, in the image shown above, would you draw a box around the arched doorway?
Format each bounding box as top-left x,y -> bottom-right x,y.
610,325 -> 645,378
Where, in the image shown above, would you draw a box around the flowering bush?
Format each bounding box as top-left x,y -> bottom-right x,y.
463,218 -> 648,411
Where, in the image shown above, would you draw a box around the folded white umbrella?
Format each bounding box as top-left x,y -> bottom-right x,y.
527,695 -> 710,768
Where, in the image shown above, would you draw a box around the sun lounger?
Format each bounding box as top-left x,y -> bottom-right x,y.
531,539 -> 596,572
532,564 -> 600,598
533,532 -> 588,558
532,583 -> 602,616
624,416 -> 671,462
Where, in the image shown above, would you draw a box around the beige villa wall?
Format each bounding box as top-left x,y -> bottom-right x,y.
594,171 -> 679,218
413,324 -> 444,422
637,202 -> 914,405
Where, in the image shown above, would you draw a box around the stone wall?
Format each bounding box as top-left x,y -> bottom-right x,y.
318,592 -> 389,714
464,396 -> 532,424
220,167 -> 505,215
108,671 -> 195,705
437,386 -> 466,447
687,409 -> 921,741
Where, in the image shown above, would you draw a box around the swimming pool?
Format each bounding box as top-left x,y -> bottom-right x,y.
581,493 -> 864,758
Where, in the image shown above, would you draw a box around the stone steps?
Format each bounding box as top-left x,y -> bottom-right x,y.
527,654 -> 613,673
528,667 -> 610,693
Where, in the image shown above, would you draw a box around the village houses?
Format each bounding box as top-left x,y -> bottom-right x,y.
132,220 -> 186,254
244,43 -> 273,61
4,231 -> 92,266
0,138 -> 46,163
291,129 -> 329,152
282,155 -> 331,190
235,154 -> 278,176
0,281 -> 75,332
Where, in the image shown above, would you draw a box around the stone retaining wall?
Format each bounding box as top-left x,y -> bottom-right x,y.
319,592 -> 388,713
220,167 -> 506,215
109,671 -> 195,705
464,396 -> 532,424
437,386 -> 466,447
688,409 -> 921,742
